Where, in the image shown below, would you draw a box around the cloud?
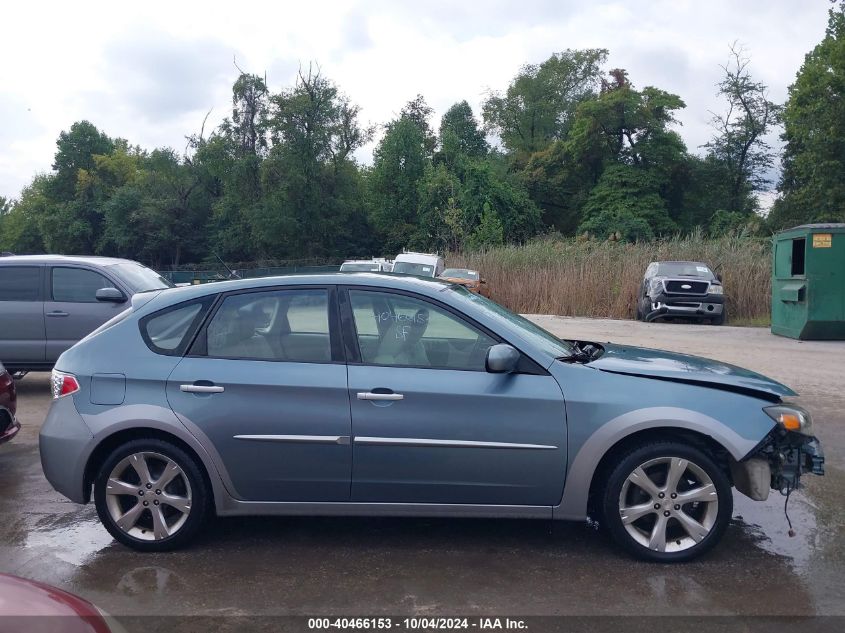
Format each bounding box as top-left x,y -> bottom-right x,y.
0,0 -> 834,199
98,28 -> 234,122
338,10 -> 374,54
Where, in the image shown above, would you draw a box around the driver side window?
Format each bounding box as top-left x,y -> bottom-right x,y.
348,290 -> 497,371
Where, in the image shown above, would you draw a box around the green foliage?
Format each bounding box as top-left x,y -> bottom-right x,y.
437,101 -> 488,166
50,121 -> 115,201
482,49 -> 607,157
704,45 -> 780,216
2,32 -> 833,264
368,114 -> 430,252
578,164 -> 676,241
769,4 -> 845,230
467,204 -> 504,250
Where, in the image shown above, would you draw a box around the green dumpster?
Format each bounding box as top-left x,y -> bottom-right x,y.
771,223 -> 845,340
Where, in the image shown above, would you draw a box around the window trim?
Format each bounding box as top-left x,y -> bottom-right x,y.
139,295 -> 216,357
0,265 -> 44,302
339,285 -> 547,375
49,265 -> 126,303
186,285 -> 344,365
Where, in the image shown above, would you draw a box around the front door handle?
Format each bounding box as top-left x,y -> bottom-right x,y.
180,384 -> 225,393
47,311 -> 69,317
357,392 -> 403,401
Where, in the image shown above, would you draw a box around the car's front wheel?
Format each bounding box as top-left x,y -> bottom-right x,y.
601,441 -> 732,562
94,439 -> 210,551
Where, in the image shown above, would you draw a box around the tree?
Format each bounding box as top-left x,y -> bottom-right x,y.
400,94 -> 437,157
224,73 -> 270,157
50,121 -> 114,200
368,112 -> 431,252
0,183 -> 46,254
704,44 -> 780,216
257,67 -> 373,258
769,3 -> 845,229
527,70 -> 687,236
482,49 -> 607,157
578,164 -> 676,240
436,101 -> 488,167
467,203 -> 505,250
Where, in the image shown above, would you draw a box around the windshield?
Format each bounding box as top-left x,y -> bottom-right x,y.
341,263 -> 382,272
441,268 -> 478,280
448,286 -> 575,358
656,262 -> 715,279
392,262 -> 436,276
109,263 -> 174,292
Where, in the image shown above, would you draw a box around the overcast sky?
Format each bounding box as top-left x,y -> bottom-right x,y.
0,0 -> 833,201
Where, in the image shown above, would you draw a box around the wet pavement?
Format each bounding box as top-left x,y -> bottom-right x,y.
0,319 -> 843,624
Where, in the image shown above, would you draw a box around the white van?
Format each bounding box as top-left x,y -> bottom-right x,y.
339,259 -> 392,272
392,252 -> 445,277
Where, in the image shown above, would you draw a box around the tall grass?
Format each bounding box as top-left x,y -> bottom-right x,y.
449,233 -> 772,323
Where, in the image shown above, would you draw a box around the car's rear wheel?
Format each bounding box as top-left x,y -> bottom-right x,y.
601,441 -> 732,562
94,439 -> 210,551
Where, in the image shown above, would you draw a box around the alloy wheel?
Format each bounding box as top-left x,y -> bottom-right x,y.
104,451 -> 193,541
618,456 -> 719,553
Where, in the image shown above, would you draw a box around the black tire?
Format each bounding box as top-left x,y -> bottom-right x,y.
600,441 -> 732,562
635,301 -> 644,321
94,438 -> 211,552
711,309 -> 726,325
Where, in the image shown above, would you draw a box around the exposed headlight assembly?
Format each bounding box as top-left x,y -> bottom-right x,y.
764,404 -> 813,435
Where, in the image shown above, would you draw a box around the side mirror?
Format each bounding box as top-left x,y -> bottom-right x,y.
485,344 -> 520,374
96,287 -> 126,303
716,273 -> 723,282
480,278 -> 487,284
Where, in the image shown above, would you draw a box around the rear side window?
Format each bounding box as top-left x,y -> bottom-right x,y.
52,267 -> 112,302
0,266 -> 41,301
141,298 -> 213,356
201,289 -> 331,363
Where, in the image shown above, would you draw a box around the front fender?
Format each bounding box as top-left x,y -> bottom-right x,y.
552,406 -> 768,520
548,363 -> 777,521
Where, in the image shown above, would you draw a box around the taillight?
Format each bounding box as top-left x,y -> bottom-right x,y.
51,370 -> 80,399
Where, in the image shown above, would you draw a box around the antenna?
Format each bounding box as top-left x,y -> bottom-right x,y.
212,251 -> 240,279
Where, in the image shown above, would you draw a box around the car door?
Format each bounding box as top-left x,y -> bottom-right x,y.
44,265 -> 129,361
165,286 -> 352,502
342,287 -> 567,506
0,265 -> 46,365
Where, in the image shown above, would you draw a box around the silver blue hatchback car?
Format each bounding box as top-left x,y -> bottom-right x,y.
39,274 -> 824,561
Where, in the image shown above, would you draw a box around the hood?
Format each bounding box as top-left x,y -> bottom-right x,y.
588,343 -> 795,399
441,277 -> 478,286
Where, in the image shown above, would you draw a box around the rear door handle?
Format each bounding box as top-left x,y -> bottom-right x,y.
357,392 -> 403,401
47,311 -> 69,317
180,384 -> 225,393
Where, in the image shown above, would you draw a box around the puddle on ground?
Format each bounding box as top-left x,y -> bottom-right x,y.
733,490 -> 818,570
24,515 -> 114,566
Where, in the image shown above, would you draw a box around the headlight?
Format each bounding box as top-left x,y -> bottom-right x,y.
764,404 -> 812,435
708,284 -> 724,295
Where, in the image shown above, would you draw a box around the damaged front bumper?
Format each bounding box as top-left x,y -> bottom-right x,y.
732,431 -> 824,501
645,293 -> 725,322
